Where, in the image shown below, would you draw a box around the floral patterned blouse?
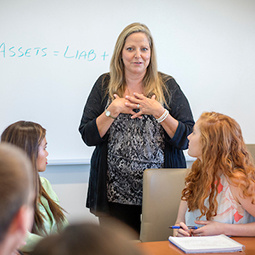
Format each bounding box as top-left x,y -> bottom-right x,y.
107,112 -> 165,205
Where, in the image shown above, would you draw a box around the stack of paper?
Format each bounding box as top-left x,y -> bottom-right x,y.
168,234 -> 244,253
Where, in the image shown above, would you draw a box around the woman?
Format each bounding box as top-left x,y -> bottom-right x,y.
174,112 -> 255,237
79,22 -> 194,234
1,121 -> 67,252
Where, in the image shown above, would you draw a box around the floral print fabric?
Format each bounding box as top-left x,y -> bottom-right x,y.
107,112 -> 165,205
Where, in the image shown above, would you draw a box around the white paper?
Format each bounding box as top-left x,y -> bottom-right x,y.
168,234 -> 244,253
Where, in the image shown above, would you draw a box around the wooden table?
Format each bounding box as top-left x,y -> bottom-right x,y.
138,237 -> 255,255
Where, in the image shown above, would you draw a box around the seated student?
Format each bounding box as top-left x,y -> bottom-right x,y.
31,221 -> 144,255
175,112 -> 255,237
0,143 -> 34,255
1,121 -> 68,252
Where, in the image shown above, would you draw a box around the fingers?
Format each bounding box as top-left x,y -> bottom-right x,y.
191,221 -> 205,236
192,230 -> 202,236
125,101 -> 140,110
115,93 -> 157,118
193,221 -> 217,236
125,95 -> 140,105
133,92 -> 145,99
111,95 -> 135,115
195,220 -> 209,225
177,222 -> 191,237
177,229 -> 191,237
125,94 -> 152,111
192,222 -> 211,236
192,226 -> 205,236
124,95 -> 142,112
151,94 -> 156,100
125,93 -> 148,104
130,113 -> 143,119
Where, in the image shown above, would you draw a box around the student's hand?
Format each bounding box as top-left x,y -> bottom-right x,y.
192,220 -> 225,236
176,222 -> 192,237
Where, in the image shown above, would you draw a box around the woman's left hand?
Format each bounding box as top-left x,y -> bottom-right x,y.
125,93 -> 163,119
192,220 -> 226,236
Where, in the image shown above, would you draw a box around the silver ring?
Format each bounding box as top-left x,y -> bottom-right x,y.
137,104 -> 140,109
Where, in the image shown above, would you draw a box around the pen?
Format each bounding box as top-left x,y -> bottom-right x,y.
169,226 -> 198,229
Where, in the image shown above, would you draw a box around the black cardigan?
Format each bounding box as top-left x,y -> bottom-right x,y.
79,73 -> 194,215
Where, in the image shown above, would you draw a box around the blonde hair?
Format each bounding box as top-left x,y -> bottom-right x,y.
108,22 -> 170,105
182,112 -> 255,220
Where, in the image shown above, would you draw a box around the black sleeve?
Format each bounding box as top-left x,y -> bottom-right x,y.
78,74 -> 109,146
165,78 -> 195,150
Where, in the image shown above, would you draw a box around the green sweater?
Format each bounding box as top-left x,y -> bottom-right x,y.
20,177 -> 68,252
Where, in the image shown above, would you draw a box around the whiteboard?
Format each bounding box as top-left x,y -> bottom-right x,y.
1,0 -> 255,164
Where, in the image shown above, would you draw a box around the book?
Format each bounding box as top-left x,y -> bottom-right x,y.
168,234 -> 244,253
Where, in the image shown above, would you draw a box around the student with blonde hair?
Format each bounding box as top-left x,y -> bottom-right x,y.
0,143 -> 34,255
175,112 -> 255,237
1,121 -> 67,252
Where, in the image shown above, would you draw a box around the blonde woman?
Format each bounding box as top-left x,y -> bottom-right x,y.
175,112 -> 255,237
79,22 -> 194,234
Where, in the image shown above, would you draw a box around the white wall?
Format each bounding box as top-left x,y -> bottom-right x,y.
1,0 -> 255,165
1,0 -> 255,222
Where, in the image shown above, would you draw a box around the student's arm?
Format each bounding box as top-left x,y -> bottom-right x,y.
175,200 -> 187,224
174,200 -> 191,237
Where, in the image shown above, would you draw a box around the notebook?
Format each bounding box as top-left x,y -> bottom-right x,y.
168,234 -> 244,253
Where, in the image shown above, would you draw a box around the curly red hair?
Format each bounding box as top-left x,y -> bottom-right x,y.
182,112 -> 255,220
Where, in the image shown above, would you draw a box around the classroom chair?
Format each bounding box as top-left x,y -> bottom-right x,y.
246,144 -> 255,162
140,168 -> 188,242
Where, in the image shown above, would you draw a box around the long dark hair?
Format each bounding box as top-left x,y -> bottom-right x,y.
1,121 -> 66,234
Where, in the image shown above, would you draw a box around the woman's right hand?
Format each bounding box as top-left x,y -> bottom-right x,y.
96,94 -> 137,138
108,94 -> 137,117
176,222 -> 192,237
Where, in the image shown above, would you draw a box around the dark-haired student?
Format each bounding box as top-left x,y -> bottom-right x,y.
1,121 -> 67,253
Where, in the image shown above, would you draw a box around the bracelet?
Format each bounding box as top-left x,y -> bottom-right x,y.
156,109 -> 169,123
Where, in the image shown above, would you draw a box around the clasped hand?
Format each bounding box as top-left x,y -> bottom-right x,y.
113,92 -> 162,119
